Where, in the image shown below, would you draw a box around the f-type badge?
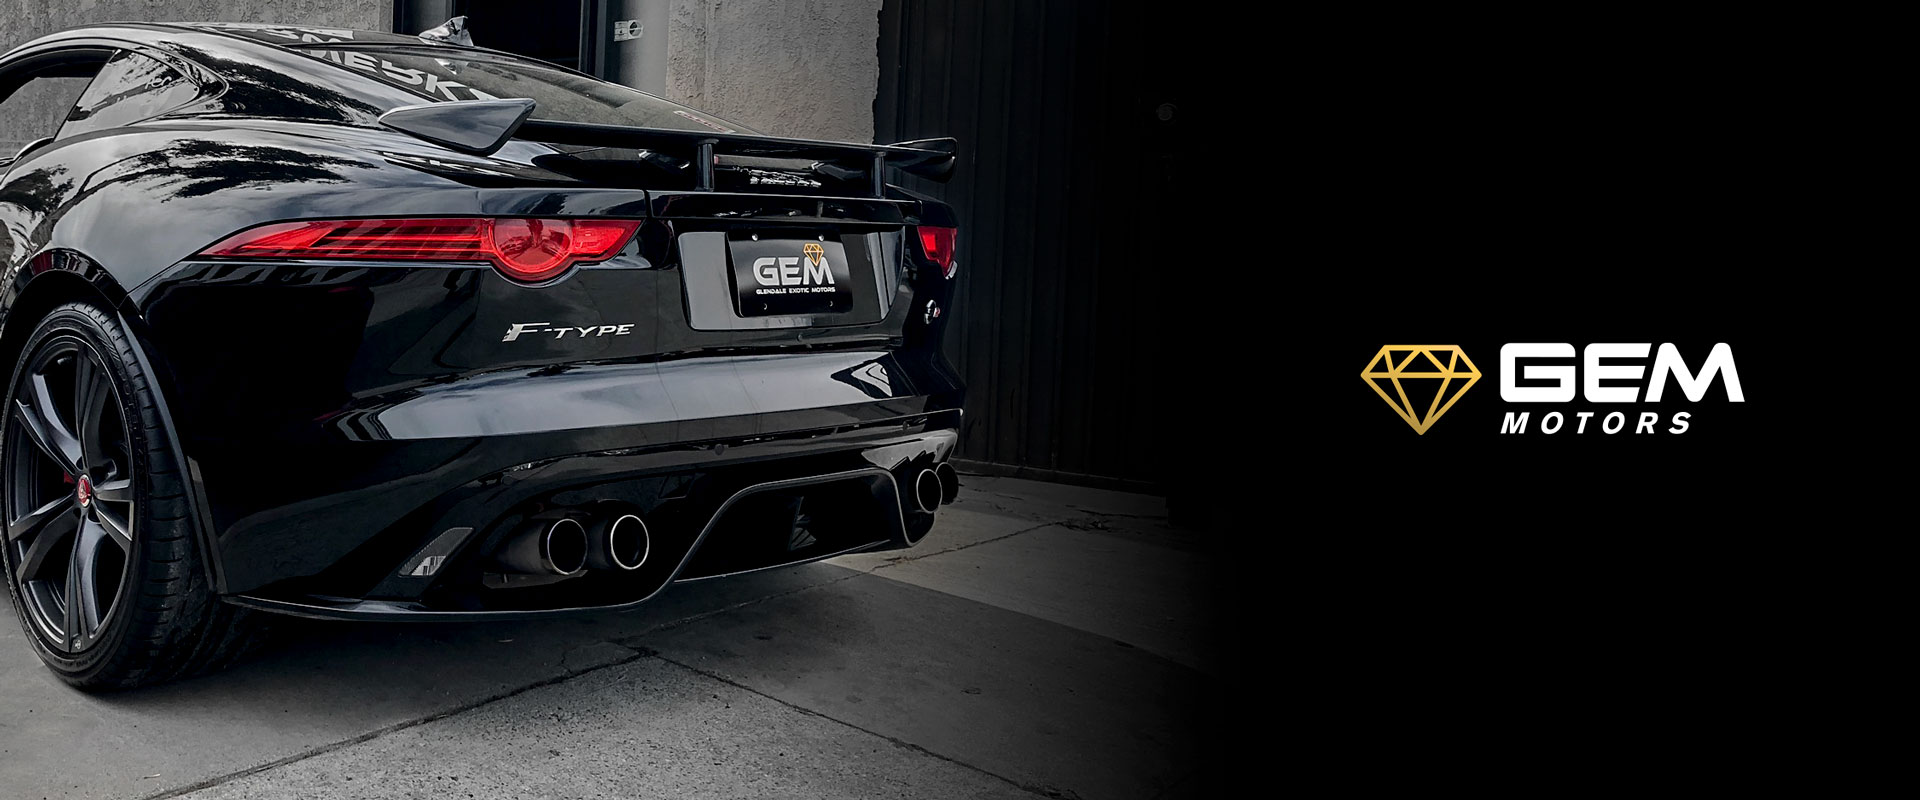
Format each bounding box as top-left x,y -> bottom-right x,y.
1361,345 -> 1481,435
502,322 -> 637,342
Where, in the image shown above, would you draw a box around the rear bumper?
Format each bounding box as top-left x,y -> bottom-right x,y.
175,347 -> 962,598
223,417 -> 959,620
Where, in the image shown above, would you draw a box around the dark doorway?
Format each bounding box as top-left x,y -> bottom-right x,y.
876,1 -> 1195,492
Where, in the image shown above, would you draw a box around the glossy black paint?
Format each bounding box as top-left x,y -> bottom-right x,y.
379,97 -> 535,155
0,23 -> 963,617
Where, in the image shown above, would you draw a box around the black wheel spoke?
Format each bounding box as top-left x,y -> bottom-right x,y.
95,504 -> 133,549
73,354 -> 110,470
6,493 -> 73,543
91,477 -> 132,504
62,551 -> 77,651
14,381 -> 84,476
68,520 -> 107,640
12,502 -> 76,583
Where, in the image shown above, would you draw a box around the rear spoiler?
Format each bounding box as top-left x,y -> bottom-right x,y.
379,99 -> 957,196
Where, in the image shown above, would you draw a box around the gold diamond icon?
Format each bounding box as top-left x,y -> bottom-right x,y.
1360,345 -> 1481,434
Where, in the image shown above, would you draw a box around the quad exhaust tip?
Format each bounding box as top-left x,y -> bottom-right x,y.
587,513 -> 650,572
495,517 -> 589,576
935,462 -> 959,504
913,468 -> 943,514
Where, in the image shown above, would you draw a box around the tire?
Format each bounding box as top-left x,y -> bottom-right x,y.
1,301 -> 261,689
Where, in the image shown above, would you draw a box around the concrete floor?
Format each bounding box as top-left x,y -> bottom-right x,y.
0,476 -> 1213,800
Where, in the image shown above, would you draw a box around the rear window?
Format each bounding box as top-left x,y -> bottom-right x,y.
61,51 -> 202,140
294,46 -> 759,134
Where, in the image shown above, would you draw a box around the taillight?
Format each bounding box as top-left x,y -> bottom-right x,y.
917,226 -> 957,279
199,217 -> 642,284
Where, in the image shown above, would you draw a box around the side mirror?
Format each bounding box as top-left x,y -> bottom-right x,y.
419,16 -> 474,46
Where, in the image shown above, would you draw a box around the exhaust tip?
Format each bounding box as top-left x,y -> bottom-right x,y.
543,518 -> 589,575
913,468 -> 942,514
588,513 -> 650,571
493,517 -> 589,576
934,462 -> 959,504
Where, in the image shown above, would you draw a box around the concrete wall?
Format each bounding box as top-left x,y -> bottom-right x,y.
0,0 -> 392,151
665,0 -> 879,142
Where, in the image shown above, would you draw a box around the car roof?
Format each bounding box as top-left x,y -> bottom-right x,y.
169,22 -> 555,64
174,22 -> 448,47
0,23 -> 450,130
2,21 -> 546,70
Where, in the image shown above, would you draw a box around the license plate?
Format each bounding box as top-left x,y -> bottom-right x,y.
729,238 -> 854,316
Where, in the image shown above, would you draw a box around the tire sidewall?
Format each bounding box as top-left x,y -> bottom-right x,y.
0,304 -> 156,680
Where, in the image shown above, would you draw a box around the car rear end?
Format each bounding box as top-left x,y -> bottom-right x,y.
131,30 -> 966,618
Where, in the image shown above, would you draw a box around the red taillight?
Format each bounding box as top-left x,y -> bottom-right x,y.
917,226 -> 957,279
200,217 -> 642,284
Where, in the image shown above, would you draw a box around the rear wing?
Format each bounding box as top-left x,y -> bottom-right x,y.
378,99 -> 957,197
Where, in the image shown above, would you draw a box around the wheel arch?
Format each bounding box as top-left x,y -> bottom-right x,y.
0,250 -> 228,594
1,254 -> 123,367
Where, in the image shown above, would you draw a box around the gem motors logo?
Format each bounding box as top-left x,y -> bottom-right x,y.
1360,345 -> 1481,435
751,242 -> 836,291
1362,343 -> 1744,435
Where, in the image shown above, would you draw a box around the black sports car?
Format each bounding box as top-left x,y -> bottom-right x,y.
0,22 -> 963,689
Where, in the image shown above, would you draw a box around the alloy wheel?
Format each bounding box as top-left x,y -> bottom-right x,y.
4,336 -> 135,653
